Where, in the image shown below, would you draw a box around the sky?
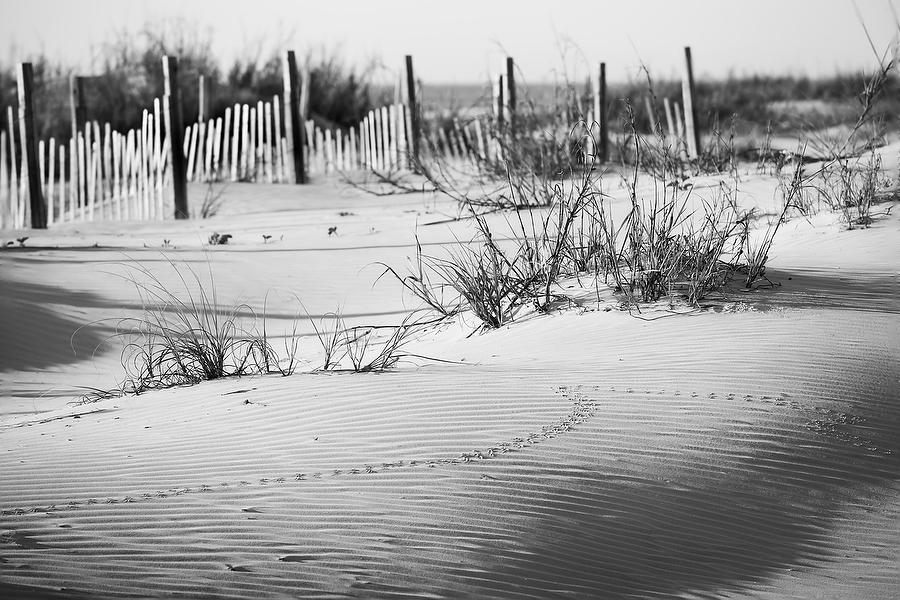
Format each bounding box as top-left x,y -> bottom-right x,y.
1,0 -> 898,84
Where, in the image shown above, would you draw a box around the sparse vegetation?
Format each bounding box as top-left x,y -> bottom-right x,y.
198,182 -> 228,219
306,309 -> 427,372
819,154 -> 890,229
208,232 -> 232,245
103,260 -> 299,394
77,258 -> 430,400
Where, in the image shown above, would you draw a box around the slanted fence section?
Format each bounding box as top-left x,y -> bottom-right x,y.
1,97 -> 174,229
2,49 -> 705,230
1,100 -> 420,229
180,100 -> 414,183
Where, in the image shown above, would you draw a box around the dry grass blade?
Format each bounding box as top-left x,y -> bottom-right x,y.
375,235 -> 461,318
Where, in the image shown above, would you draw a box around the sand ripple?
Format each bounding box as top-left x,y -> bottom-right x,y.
1,366 -> 898,599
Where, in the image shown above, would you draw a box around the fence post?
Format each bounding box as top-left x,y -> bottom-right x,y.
69,75 -> 87,204
198,75 -> 208,123
404,55 -> 420,169
18,63 -> 46,229
495,74 -> 505,128
283,50 -> 306,184
663,97 -> 676,140
682,46 -> 701,158
598,62 -> 608,163
644,96 -> 657,134
506,57 -> 516,132
163,56 -> 189,219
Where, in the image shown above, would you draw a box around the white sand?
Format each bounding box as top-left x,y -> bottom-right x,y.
1,173 -> 898,599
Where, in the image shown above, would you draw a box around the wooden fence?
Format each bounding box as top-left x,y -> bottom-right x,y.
1,48 -> 703,230
0,98 -> 418,230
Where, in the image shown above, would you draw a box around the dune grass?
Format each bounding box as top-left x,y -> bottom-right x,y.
385,151 -> 755,329
107,258 -> 429,394
106,259 -> 299,394
306,309 -> 430,372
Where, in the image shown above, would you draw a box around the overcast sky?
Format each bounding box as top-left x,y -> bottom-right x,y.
2,0 -> 898,83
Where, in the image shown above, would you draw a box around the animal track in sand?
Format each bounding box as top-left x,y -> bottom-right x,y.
0,386 -> 890,518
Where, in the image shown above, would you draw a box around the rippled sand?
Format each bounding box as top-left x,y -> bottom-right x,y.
1,176 -> 898,598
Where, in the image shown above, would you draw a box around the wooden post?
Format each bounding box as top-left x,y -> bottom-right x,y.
663,97 -> 676,140
673,100 -> 687,158
404,55 -> 420,168
213,116 -> 223,181
123,130 -> 133,220
198,75 -> 208,123
380,106 -> 390,170
110,132 -> 119,220
496,74 -> 505,129
222,107 -> 232,180
373,110 -> 382,171
598,62 -> 608,163
272,96 -> 282,181
68,136 -> 77,221
388,104 -> 398,168
324,128 -> 333,173
256,100 -> 265,180
162,55 -> 189,219
91,121 -> 102,216
69,75 -> 87,204
315,127 -> 325,174
674,101 -> 685,139
0,130 -> 7,228
205,119 -> 216,183
76,132 -> 85,217
506,56 -> 516,132
231,103 -> 241,181
38,139 -> 47,222
283,50 -> 306,183
139,111 -> 149,218
643,96 -> 657,134
396,103 -> 407,164
58,143 -> 66,223
18,63 -> 47,229
349,126 -> 357,169
248,106 -> 257,179
682,46 -> 701,158
336,129 -> 344,171
240,104 -> 250,179
8,108 -> 18,220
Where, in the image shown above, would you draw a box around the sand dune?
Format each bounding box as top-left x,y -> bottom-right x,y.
1,176 -> 898,598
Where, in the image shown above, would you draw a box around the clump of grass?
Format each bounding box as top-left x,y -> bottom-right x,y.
198,182 -> 228,218
108,259 -> 298,394
594,105 -> 748,306
592,181 -> 744,306
307,310 -> 427,371
307,309 -> 346,371
342,315 -> 422,372
788,27 -> 900,229
428,218 -> 538,328
819,153 -> 890,229
388,144 -> 753,327
376,235 -> 460,318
